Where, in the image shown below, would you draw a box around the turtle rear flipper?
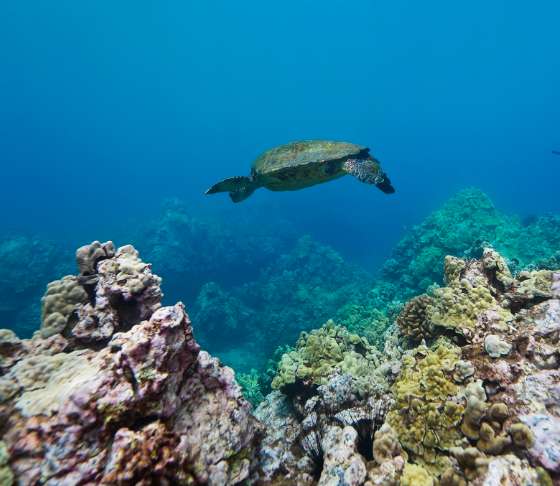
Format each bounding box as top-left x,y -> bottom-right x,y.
205,176 -> 258,203
343,158 -> 395,194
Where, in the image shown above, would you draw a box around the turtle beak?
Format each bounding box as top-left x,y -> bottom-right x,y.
376,173 -> 395,194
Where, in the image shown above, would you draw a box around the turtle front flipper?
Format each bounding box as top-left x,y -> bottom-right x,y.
205,176 -> 258,203
343,158 -> 395,194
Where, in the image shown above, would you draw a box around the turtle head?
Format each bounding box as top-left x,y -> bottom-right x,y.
343,157 -> 395,194
374,171 -> 395,194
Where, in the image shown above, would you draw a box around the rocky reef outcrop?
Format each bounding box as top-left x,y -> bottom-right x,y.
256,247 -> 560,485
337,187 -> 560,351
381,188 -> 560,293
0,242 -> 262,485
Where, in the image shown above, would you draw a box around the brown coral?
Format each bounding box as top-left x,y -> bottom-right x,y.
396,294 -> 434,341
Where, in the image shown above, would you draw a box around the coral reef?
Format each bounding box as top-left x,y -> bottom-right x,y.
338,188 -> 560,347
395,294 -> 433,341
135,198 -> 296,302
193,281 -> 255,344
39,241 -> 162,347
386,340 -> 465,473
237,368 -> 266,407
1,189 -> 560,484
3,189 -> 560,373
40,276 -> 88,338
192,236 -> 370,370
257,248 -> 560,484
271,321 -> 387,398
381,188 -> 560,295
0,242 -> 262,485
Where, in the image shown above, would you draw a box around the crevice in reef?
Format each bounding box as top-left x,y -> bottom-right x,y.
129,414 -> 160,431
110,294 -> 143,332
506,295 -> 549,315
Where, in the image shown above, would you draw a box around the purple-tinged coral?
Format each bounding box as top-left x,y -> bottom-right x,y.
40,242 -> 162,347
1,243 -> 262,485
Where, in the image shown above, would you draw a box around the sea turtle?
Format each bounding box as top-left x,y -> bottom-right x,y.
205,140 -> 395,202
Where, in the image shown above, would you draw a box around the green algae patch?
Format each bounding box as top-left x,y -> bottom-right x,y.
387,340 -> 466,475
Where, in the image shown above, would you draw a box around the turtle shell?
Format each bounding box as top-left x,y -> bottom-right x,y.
252,140 -> 368,175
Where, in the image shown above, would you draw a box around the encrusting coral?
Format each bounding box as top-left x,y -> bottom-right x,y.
386,340 -> 466,474
271,320 -> 387,397
40,276 -> 88,338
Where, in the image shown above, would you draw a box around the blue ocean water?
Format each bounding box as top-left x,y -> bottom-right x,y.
1,1 -> 559,363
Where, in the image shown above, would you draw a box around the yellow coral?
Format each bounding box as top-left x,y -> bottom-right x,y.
401,463 -> 434,486
387,340 -> 465,473
509,423 -> 534,449
40,276 -> 88,338
443,256 -> 467,285
482,248 -> 513,289
271,321 -> 386,395
513,270 -> 553,300
427,277 -> 511,335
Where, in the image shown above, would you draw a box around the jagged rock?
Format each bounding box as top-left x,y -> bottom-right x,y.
471,454 -> 542,485
254,391 -> 315,484
0,330 -> 23,370
319,425 -> 367,486
483,334 -> 512,358
1,243 -> 261,485
39,243 -> 163,347
2,303 -> 261,485
519,414 -> 560,473
75,240 -> 115,276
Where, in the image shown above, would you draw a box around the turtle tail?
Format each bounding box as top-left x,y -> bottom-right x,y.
205,176 -> 257,203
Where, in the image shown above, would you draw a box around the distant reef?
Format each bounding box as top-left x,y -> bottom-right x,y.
0,236 -> 72,338
190,187 -> 560,373
1,239 -> 558,484
2,188 -> 559,351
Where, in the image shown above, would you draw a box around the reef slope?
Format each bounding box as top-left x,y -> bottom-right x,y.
1,240 -> 559,485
